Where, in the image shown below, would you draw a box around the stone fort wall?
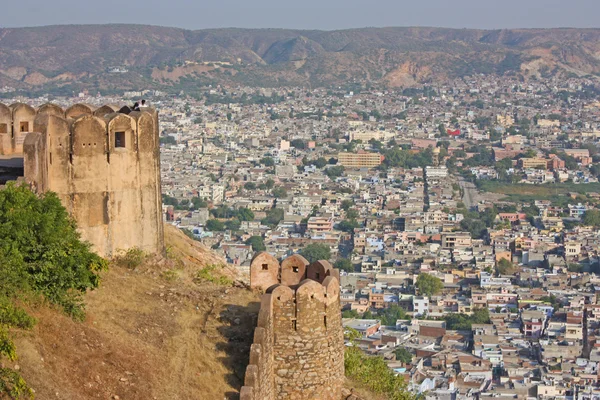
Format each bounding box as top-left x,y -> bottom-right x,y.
20,102 -> 164,257
241,253 -> 344,400
250,252 -> 341,291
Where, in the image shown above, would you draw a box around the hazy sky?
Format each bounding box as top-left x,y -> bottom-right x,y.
1,0 -> 598,30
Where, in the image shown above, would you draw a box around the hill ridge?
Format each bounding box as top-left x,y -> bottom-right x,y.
1,24 -> 600,92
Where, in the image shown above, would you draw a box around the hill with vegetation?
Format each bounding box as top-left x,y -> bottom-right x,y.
0,182 -> 261,399
2,25 -> 600,94
0,183 -> 391,400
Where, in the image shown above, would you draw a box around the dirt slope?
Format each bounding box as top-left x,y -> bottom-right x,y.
11,225 -> 260,400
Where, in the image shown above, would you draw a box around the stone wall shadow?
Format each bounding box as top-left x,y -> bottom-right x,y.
217,301 -> 261,400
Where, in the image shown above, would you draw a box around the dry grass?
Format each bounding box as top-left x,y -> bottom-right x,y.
344,378 -> 387,400
11,226 -> 260,400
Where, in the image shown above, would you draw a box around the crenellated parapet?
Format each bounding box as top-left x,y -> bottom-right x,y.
21,103 -> 164,258
0,102 -> 133,156
250,252 -> 341,291
241,255 -> 345,400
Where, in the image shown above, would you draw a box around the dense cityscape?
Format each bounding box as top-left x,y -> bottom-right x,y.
3,70 -> 600,398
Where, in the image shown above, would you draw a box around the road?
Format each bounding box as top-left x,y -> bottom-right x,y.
458,178 -> 478,210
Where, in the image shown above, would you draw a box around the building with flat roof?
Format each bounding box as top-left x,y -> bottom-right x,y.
337,151 -> 383,168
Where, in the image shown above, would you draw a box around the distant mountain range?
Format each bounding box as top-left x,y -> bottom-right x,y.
1,24 -> 600,93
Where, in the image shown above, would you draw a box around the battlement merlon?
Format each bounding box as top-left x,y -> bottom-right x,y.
241,262 -> 343,400
250,251 -> 341,291
1,102 -> 159,157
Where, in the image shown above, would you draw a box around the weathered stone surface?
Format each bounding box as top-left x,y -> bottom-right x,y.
250,253 -> 338,290
242,254 -> 344,400
20,103 -> 164,258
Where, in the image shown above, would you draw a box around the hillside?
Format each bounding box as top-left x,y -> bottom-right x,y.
1,25 -> 600,92
10,225 -> 261,400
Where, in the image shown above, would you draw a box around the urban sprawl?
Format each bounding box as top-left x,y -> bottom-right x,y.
6,73 -> 600,399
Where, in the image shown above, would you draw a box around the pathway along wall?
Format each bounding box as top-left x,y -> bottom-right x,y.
22,103 -> 164,257
241,256 -> 344,400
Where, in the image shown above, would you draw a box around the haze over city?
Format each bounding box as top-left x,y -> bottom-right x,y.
1,0 -> 599,30
3,0 -> 600,399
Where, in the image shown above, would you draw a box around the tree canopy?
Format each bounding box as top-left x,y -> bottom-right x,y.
583,209 -> 600,227
0,183 -> 108,395
245,236 -> 266,252
334,259 -> 353,272
299,244 -> 331,263
415,273 -> 443,297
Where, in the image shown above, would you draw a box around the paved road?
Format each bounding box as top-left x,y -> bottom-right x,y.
458,178 -> 478,209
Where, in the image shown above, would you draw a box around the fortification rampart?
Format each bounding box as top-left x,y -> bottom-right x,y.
242,254 -> 344,400
250,252 -> 341,290
20,103 -> 164,257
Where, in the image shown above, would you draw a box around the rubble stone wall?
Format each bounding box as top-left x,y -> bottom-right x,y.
250,252 -> 340,290
241,256 -> 344,400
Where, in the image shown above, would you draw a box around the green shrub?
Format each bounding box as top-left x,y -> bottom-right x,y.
0,183 -> 108,396
161,269 -> 178,282
345,346 -> 415,400
195,264 -> 233,286
0,369 -> 33,399
113,247 -> 148,270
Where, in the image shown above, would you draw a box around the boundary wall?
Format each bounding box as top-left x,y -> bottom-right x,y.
242,253 -> 344,400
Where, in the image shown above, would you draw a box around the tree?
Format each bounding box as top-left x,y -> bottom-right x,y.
380,305 -> 409,325
583,210 -> 600,227
237,207 -> 255,222
261,208 -> 284,228
299,244 -> 331,263
444,308 -> 490,330
340,199 -> 354,211
162,194 -> 179,207
244,182 -> 257,190
159,135 -> 176,145
313,157 -> 328,169
342,309 -> 359,318
211,205 -> 233,218
415,273 -> 443,297
245,236 -> 266,252
394,347 -> 413,364
191,197 -> 208,209
265,179 -> 275,190
497,258 -> 516,275
369,138 -> 384,152
272,186 -> 288,199
334,259 -> 354,272
205,219 -> 225,231
260,157 -> 275,167
224,218 -> 241,231
338,219 -> 359,233
438,124 -> 447,136
0,183 -> 109,396
346,209 -> 359,220
325,166 -> 345,179
0,183 -> 107,316
290,139 -> 306,149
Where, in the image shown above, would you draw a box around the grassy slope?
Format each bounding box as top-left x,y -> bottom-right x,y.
11,225 -> 260,400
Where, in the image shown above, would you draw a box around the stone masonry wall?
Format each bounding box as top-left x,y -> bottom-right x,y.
241,255 -> 344,400
22,103 -> 164,258
250,252 -> 341,291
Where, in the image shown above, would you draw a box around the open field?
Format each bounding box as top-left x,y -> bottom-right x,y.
477,181 -> 600,202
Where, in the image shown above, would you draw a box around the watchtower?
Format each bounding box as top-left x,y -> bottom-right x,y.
21,103 -> 164,257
